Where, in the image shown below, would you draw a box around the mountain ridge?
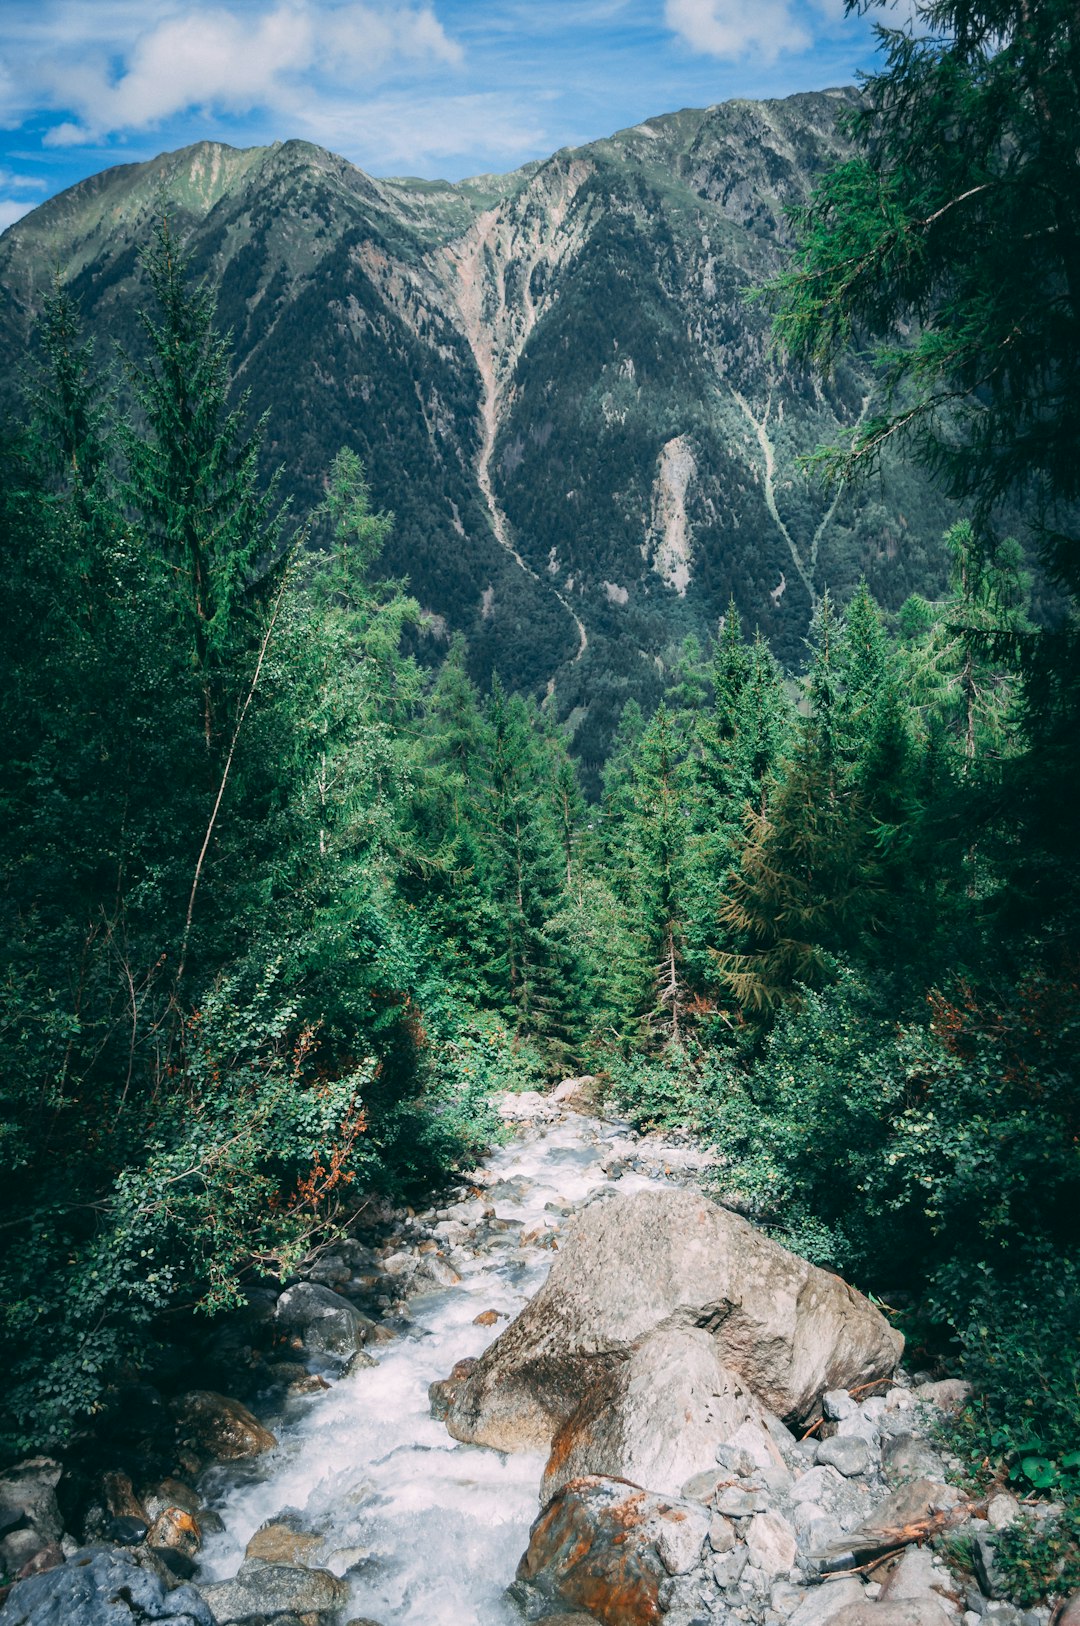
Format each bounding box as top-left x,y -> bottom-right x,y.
0,88 -> 956,776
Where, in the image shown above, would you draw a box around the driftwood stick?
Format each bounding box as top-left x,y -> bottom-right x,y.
809,1501 -> 984,1578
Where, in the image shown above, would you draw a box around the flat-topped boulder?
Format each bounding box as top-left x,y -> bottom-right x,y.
442,1186 -> 902,1454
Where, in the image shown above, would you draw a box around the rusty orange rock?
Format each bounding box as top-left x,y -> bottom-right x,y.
516,1475 -> 704,1626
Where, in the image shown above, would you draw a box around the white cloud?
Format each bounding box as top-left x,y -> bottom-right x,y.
0,167 -> 46,190
0,197 -> 35,230
6,0 -> 465,145
285,89 -> 545,169
665,0 -> 812,61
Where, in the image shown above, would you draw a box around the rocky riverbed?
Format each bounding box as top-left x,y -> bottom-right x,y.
0,1088 -> 1066,1626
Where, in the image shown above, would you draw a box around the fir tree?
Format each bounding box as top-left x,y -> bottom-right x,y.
123,218 -> 288,750
716,597 -> 877,1012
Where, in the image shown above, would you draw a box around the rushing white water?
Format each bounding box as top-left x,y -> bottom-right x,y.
195,1108 -> 683,1626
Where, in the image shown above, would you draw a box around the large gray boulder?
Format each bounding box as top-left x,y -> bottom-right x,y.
0,1547 -> 212,1625
540,1325 -> 765,1501
195,1558 -> 347,1623
443,1187 -> 902,1451
273,1281 -> 368,1358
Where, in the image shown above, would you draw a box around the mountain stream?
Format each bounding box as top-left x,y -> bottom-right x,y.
194,1102 -> 710,1626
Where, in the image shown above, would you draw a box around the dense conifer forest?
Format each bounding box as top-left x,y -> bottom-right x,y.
1,0 -> 1078,1598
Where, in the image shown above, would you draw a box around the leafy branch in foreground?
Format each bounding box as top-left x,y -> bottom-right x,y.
768,1 -> 1080,592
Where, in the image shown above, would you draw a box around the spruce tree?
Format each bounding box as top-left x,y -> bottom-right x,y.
716,597 -> 877,1012
123,218 -> 288,750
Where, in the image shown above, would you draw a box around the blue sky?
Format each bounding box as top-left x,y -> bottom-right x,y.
0,0 -> 895,230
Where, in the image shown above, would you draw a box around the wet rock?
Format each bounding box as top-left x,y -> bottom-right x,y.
170,1391 -> 276,1469
244,1514 -> 322,1565
263,1359 -> 332,1395
817,1437 -> 871,1478
100,1472 -> 146,1525
746,1511 -> 798,1577
147,1507 -> 201,1563
414,1255 -> 461,1290
541,1326 -> 765,1500
0,1546 -> 213,1625
142,1479 -> 201,1524
442,1188 -> 902,1453
428,1356 -> 478,1421
273,1282 -> 369,1359
474,1309 -> 501,1327
882,1436 -> 948,1487
516,1475 -> 702,1625
195,1558 -> 347,1623
105,1515 -> 148,1546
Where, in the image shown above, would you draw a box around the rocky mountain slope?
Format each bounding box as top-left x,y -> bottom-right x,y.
0,90 -> 956,771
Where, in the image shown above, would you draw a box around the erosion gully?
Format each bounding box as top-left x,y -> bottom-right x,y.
194,1100 -> 709,1626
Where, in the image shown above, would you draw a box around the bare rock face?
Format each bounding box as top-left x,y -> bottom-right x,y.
541,1326 -> 765,1501
515,1475 -> 705,1626
443,1188 -> 902,1454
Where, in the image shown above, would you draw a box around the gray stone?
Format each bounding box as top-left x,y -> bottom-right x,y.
880,1548 -> 942,1603
716,1487 -> 768,1517
273,1282 -> 368,1358
986,1496 -> 1020,1531
828,1601 -> 954,1626
717,1444 -> 757,1477
973,1534 -> 1007,1601
710,1515 -> 736,1554
792,1467 -> 846,1506
714,1549 -> 750,1590
785,1578 -> 867,1626
441,1187 -> 903,1453
0,1460 -> 63,1547
540,1326 -> 766,1501
816,1437 -> 871,1478
745,1512 -> 797,1578
824,1392 -> 858,1421
657,1506 -> 710,1575
913,1380 -> 970,1413
882,1435 -> 948,1487
0,1547 -> 213,1625
981,1607 -> 1025,1626
196,1558 -> 347,1623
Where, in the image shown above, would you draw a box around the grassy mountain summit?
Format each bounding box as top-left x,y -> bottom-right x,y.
0,89 -> 955,776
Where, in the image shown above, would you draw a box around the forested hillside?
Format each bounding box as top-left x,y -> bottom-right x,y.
1,0 -> 1078,1607
0,89 -> 966,785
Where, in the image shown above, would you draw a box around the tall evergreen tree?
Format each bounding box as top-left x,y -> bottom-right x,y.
123,218 -> 288,750
716,597 -> 876,1012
